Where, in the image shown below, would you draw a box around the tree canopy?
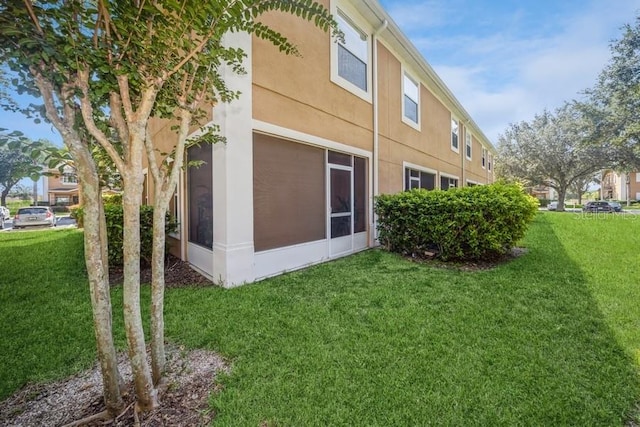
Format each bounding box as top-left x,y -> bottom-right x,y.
496,103 -> 612,210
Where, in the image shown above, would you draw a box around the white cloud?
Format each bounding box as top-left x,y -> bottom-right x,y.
383,0 -> 640,144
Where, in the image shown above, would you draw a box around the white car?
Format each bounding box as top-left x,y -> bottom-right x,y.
547,201 -> 558,211
13,206 -> 57,229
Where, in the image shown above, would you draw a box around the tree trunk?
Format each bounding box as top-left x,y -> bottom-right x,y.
121,160 -> 158,411
1,188 -> 8,207
557,186 -> 567,211
68,142 -> 124,416
150,204 -> 168,385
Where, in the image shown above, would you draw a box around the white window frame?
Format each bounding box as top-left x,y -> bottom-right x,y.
451,116 -> 459,152
439,172 -> 460,190
401,68 -> 420,130
482,147 -> 487,169
61,173 -> 78,185
168,185 -> 181,239
488,153 -> 493,171
403,162 -> 436,190
330,4 -> 372,103
636,172 -> 640,183
465,130 -> 472,160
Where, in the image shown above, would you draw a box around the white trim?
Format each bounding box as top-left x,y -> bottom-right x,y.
401,66 -> 421,131
253,120 -> 372,159
402,161 -> 437,175
636,172 -> 640,183
451,115 -> 460,153
481,147 -> 487,169
465,130 -> 472,160
440,172 -> 460,180
330,2 -> 373,103
466,179 -> 480,186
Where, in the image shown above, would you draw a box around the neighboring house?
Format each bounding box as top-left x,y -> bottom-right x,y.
529,185 -> 556,201
601,169 -> 640,202
44,167 -> 80,206
147,0 -> 496,286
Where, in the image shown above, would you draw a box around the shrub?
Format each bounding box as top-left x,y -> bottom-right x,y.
374,183 -> 539,261
69,204 -> 83,228
105,204 -> 178,266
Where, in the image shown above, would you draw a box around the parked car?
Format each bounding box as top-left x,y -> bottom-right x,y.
583,201 -> 613,213
0,206 -> 9,220
547,201 -> 558,211
608,201 -> 622,212
13,206 -> 57,229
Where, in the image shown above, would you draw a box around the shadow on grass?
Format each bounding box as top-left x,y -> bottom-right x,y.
166,214 -> 640,426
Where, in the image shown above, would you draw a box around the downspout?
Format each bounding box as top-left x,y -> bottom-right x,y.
462,123 -> 467,187
372,19 -> 388,244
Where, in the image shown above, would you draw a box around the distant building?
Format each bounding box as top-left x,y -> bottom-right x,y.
43,166 -> 79,205
601,170 -> 640,201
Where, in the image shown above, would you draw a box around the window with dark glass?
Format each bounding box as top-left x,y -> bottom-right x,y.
188,143 -> 213,249
440,176 -> 458,190
482,148 -> 487,168
336,12 -> 368,92
405,168 -> 435,190
466,132 -> 472,159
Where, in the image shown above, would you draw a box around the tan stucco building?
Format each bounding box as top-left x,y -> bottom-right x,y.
150,0 -> 496,286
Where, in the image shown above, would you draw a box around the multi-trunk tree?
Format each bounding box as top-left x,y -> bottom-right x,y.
0,0 -> 337,422
496,103 -> 612,211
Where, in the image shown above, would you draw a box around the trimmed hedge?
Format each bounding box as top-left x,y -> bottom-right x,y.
374,183 -> 539,261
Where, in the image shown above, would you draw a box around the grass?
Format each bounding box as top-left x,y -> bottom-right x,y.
1,213 -> 639,425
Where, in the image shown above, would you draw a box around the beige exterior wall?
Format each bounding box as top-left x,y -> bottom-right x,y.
252,4 -> 373,153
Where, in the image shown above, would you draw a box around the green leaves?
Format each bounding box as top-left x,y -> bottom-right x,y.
375,183 -> 539,261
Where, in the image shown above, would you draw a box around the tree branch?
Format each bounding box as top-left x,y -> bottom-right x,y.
77,69 -> 126,173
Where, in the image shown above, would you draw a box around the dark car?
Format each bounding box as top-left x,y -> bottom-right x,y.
583,201 -> 613,213
608,201 -> 622,212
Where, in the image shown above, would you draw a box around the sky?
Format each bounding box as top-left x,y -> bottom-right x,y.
1,0 -> 639,146
379,0 -> 640,144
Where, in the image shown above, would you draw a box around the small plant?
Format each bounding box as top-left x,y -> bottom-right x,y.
375,182 -> 539,261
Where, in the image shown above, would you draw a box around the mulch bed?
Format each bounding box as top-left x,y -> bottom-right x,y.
109,254 -> 214,288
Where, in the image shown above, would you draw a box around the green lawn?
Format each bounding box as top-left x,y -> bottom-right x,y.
1,213 -> 639,425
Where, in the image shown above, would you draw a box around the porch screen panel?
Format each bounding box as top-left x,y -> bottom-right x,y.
253,134 -> 326,252
354,156 -> 367,233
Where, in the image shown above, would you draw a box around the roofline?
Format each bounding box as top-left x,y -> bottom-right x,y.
355,1 -> 496,152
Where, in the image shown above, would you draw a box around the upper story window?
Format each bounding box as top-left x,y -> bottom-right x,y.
636,172 -> 640,183
451,117 -> 459,152
402,72 -> 420,128
482,148 -> 487,168
488,153 -> 493,171
332,10 -> 370,100
62,173 -> 78,184
465,131 -> 472,160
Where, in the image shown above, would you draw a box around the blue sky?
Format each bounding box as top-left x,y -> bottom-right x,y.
379,0 -> 640,143
1,0 -> 639,146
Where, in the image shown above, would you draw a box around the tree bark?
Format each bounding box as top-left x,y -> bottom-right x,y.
68,141 -> 125,416
150,204 -> 167,384
121,133 -> 158,411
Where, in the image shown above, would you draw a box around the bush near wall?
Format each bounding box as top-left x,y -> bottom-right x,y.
104,204 -> 178,266
375,183 -> 539,261
70,195 -> 177,266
